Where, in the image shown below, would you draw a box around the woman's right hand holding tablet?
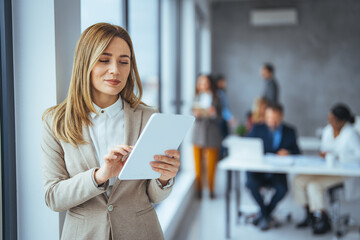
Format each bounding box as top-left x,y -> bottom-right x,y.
94,144 -> 133,185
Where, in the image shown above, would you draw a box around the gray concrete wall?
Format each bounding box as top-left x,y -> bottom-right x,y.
211,0 -> 360,136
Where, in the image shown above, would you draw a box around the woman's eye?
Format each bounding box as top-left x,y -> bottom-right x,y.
99,59 -> 109,63
120,62 -> 129,64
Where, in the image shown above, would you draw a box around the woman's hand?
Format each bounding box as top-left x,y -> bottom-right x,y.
193,109 -> 202,118
94,144 -> 133,185
151,150 -> 180,186
208,106 -> 216,117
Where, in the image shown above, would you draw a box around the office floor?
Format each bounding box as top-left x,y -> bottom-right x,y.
172,170 -> 360,240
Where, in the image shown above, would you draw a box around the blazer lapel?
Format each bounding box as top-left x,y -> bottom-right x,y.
111,101 -> 142,195
123,101 -> 142,146
78,125 -> 100,169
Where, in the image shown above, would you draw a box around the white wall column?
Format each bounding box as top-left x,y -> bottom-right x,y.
12,0 -> 59,239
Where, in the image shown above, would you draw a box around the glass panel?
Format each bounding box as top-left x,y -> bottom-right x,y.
80,0 -> 125,31
160,0 -> 177,114
128,0 -> 159,108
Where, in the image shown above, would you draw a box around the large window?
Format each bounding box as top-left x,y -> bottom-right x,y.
80,0 -> 125,31
128,0 -> 160,108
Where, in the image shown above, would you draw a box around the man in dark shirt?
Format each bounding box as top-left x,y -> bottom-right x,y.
261,63 -> 279,104
246,103 -> 300,231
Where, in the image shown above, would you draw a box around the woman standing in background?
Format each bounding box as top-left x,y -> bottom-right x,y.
192,74 -> 223,199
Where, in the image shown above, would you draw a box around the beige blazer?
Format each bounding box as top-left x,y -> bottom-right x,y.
41,101 -> 172,240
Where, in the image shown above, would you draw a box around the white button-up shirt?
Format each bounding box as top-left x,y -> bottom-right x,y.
89,98 -> 124,188
320,123 -> 360,163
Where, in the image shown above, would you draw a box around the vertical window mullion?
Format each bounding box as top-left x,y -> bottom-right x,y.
158,0 -> 162,112
0,0 -> 18,239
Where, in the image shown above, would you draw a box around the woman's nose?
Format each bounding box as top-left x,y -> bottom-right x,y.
109,62 -> 120,75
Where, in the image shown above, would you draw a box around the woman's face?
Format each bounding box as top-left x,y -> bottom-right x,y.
91,37 -> 131,106
196,76 -> 210,93
259,103 -> 267,114
328,112 -> 346,131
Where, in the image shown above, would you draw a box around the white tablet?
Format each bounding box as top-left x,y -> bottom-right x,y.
118,113 -> 195,180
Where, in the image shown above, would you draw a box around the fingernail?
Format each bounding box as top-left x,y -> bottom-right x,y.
154,156 -> 159,160
112,155 -> 117,159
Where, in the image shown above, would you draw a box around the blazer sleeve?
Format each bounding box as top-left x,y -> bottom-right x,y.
288,127 -> 301,155
246,125 -> 257,138
41,115 -> 109,212
141,107 -> 174,203
147,179 -> 174,204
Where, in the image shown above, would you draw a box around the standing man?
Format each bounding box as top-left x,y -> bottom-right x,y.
215,75 -> 236,158
246,103 -> 300,231
261,63 -> 279,104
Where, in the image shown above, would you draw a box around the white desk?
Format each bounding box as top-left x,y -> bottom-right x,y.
218,155 -> 360,239
298,136 -> 321,152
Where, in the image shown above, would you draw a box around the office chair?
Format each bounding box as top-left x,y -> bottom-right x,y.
327,183 -> 360,239
241,184 -> 292,227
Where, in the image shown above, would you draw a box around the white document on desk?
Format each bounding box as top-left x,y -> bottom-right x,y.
118,113 -> 195,180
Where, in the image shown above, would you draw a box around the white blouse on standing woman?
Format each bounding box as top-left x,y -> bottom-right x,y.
88,97 -> 173,196
89,98 -> 124,195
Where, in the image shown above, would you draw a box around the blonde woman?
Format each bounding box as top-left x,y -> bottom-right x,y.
41,23 -> 180,240
252,97 -> 268,124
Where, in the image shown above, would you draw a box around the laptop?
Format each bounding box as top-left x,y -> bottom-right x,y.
223,135 -> 264,163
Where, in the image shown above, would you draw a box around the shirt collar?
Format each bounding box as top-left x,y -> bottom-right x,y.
90,98 -> 123,119
271,124 -> 283,133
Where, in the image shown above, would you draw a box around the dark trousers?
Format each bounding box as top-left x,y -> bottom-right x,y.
219,119 -> 229,159
246,172 -> 288,217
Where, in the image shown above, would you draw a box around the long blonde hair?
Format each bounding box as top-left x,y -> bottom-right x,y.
252,97 -> 268,124
43,23 -> 143,147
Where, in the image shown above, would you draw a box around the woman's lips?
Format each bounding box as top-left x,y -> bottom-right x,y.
105,79 -> 121,85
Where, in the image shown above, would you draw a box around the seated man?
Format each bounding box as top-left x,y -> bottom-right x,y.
246,103 -> 300,231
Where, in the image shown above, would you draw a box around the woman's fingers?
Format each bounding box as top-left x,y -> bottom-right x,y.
153,150 -> 180,164
151,150 -> 181,181
104,145 -> 133,162
151,161 -> 178,173
116,144 -> 133,152
151,166 -> 174,179
153,156 -> 180,167
104,153 -> 118,161
111,146 -> 129,156
164,150 -> 180,159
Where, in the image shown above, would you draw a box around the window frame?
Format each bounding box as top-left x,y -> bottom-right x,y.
0,0 -> 18,239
